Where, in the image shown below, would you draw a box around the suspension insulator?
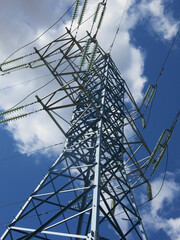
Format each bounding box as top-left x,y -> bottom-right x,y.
0,106 -> 25,117
146,87 -> 156,106
0,53 -> 33,67
93,3 -> 101,23
31,63 -> 45,69
153,147 -> 167,171
78,0 -> 88,26
142,117 -> 146,129
148,129 -> 167,165
72,0 -> 80,21
164,131 -> 172,146
80,39 -> 91,67
97,4 -> 106,30
0,113 -> 28,125
2,63 -> 29,72
147,183 -> 153,201
87,42 -> 98,72
156,129 -> 167,147
142,85 -> 151,104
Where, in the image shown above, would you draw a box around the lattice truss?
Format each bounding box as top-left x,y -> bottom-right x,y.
1,27 -> 161,240
0,0 -> 178,238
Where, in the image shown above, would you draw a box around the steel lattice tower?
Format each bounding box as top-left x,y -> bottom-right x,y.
1,28 -> 153,239
1,1 -> 179,239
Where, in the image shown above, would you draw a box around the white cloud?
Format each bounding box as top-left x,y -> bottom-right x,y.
150,175 -> 180,215
0,0 -> 179,156
166,218 -> 180,240
133,0 -> 179,40
141,174 -> 180,239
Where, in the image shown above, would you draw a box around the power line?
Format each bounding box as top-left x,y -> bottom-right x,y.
0,10 -> 107,114
140,26 -> 179,127
155,26 -> 180,86
0,200 -> 26,209
1,1 -> 76,65
7,77 -> 55,111
0,3 -> 100,75
108,0 -> 129,53
0,141 -> 65,163
0,74 -> 51,91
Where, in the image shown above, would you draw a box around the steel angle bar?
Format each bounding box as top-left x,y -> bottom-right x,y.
123,141 -> 142,146
124,106 -> 151,155
51,110 -> 70,125
40,78 -> 77,103
55,70 -> 86,76
10,227 -> 87,239
124,144 -> 143,166
48,175 -> 72,237
32,187 -> 90,198
9,228 -> 49,240
100,173 -> 127,201
48,101 -> 90,110
125,156 -> 149,170
34,47 -> 75,103
33,157 -> 89,197
53,42 -> 77,72
65,136 -> 96,151
31,200 -> 49,239
100,192 -> 125,233
45,86 -> 80,107
35,95 -> 67,136
38,31 -> 70,53
122,141 -> 148,183
1,174 -> 51,239
44,208 -> 92,231
30,197 -> 64,208
99,205 -> 125,238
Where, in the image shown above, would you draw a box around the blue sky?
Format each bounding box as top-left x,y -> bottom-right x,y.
0,0 -> 180,239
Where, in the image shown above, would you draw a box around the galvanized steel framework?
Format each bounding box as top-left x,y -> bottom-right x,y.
1,29 -> 154,240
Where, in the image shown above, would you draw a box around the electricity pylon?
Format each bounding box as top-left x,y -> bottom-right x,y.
1,28 -> 153,240
1,1 -> 178,239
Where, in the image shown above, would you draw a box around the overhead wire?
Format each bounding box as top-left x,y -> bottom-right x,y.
0,141 -> 65,163
0,0 -> 108,74
108,0 -> 129,53
140,26 -> 180,127
0,200 -> 26,209
1,1 -> 76,65
0,5 -> 109,116
5,77 -> 55,112
0,3 -> 102,75
0,77 -> 57,125
154,26 -> 180,86
0,0 -> 105,74
0,74 -> 51,91
138,111 -> 180,207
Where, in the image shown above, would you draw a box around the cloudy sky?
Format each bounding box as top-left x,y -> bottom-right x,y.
0,0 -> 179,239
